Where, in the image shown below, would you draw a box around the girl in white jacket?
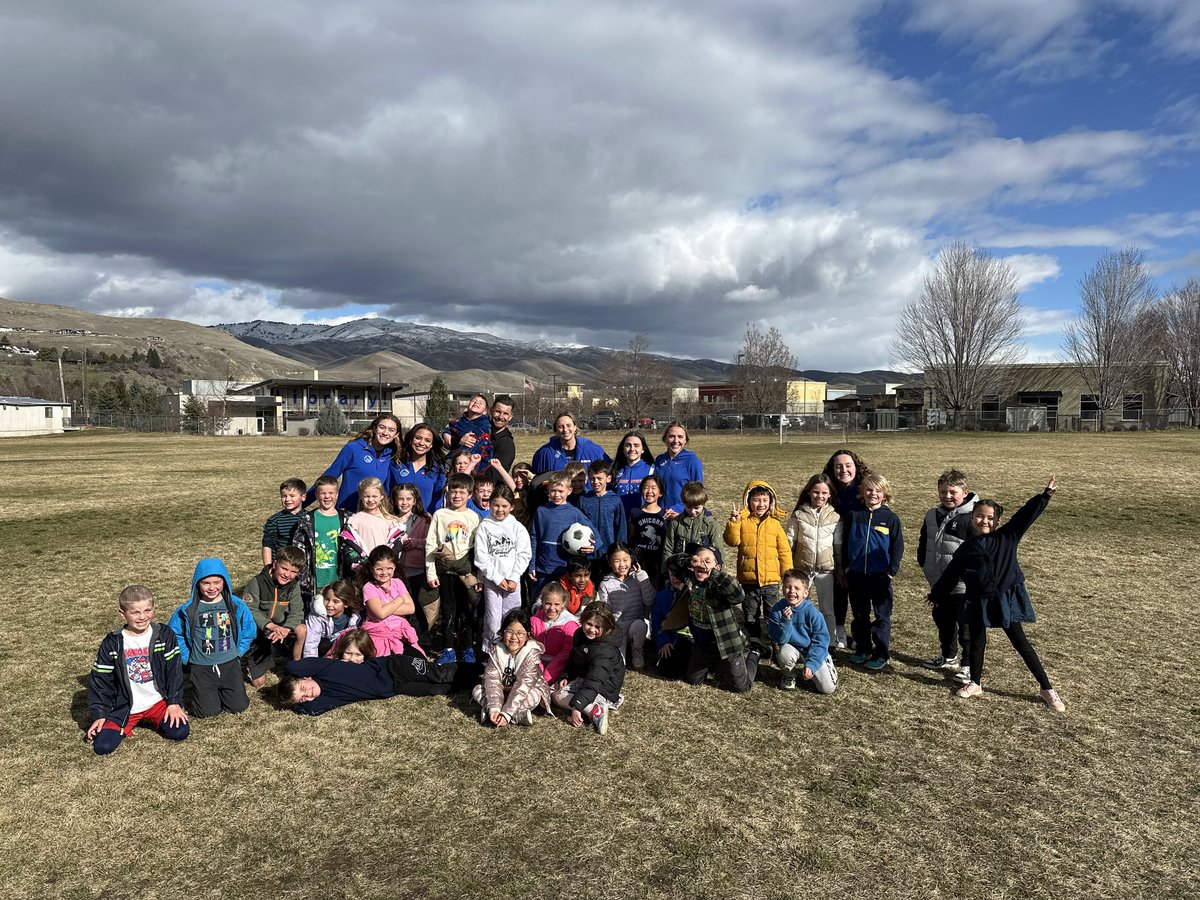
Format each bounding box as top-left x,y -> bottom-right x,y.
596,541 -> 655,668
474,485 -> 533,652
783,474 -> 844,647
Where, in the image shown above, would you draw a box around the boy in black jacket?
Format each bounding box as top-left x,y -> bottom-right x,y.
86,585 -> 189,755
552,601 -> 625,735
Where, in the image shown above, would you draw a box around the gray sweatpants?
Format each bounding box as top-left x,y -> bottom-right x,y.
777,644 -> 838,694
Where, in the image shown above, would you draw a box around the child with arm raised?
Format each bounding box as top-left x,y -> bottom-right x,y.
595,541 -> 654,669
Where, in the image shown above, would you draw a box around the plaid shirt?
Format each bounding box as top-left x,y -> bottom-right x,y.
683,570 -> 746,659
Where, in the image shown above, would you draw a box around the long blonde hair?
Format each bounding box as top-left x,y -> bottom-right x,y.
356,477 -> 395,517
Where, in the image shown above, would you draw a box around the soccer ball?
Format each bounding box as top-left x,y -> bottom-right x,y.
560,523 -> 595,555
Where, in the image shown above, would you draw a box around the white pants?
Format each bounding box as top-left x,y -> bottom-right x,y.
777,644 -> 838,694
481,578 -> 522,652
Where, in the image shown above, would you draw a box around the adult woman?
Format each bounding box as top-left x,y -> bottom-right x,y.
821,448 -> 872,649
611,430 -> 655,517
307,414 -> 403,511
531,412 -> 610,475
654,421 -> 704,517
393,422 -> 448,512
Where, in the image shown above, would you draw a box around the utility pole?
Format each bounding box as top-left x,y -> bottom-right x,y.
58,348 -> 66,403
82,348 -> 89,421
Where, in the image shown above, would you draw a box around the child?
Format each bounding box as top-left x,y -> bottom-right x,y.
842,474 -> 904,670
474,485 -> 533,652
595,541 -> 654,668
650,554 -> 693,680
342,477 -> 401,570
168,558 -> 255,717
262,477 -> 306,566
442,392 -> 494,474
301,579 -> 363,658
766,571 -> 838,693
552,602 -> 625,735
360,545 -> 425,657
529,470 -> 595,596
575,459 -> 628,568
679,544 -> 758,693
661,481 -> 721,571
449,447 -> 478,476
330,627 -> 376,663
242,545 -> 306,687
918,469 -> 977,678
930,477 -> 1066,711
558,557 -> 595,615
425,472 -> 483,664
281,650 -> 459,716
723,479 -> 791,646
510,462 -> 536,529
291,473 -> 349,605
468,474 -> 494,519
389,482 -> 432,601
611,430 -> 656,518
783,473 -> 844,647
472,609 -> 552,727
629,474 -> 667,583
87,585 -> 189,755
564,461 -> 588,499
530,583 -> 579,684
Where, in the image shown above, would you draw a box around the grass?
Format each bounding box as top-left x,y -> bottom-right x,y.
2,429 -> 1198,900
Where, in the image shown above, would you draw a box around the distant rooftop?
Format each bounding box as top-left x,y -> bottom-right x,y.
0,395 -> 71,406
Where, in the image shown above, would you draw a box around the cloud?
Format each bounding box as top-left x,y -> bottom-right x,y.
0,1 -> 1192,370
1003,254 -> 1061,290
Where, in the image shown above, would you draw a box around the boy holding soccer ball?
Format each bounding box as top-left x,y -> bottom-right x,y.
530,470 -> 595,597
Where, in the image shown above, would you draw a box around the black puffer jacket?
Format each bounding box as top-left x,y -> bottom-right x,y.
565,626 -> 625,711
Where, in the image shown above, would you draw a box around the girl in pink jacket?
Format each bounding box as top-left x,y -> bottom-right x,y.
530,583 -> 579,684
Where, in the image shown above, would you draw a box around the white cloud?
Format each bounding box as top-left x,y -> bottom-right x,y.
1003,254 -> 1061,291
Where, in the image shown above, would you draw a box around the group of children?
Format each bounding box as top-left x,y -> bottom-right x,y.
86,429 -> 1068,754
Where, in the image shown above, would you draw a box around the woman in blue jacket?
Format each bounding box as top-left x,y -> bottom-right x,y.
654,421 -> 704,517
531,412 -> 610,475
307,413 -> 403,511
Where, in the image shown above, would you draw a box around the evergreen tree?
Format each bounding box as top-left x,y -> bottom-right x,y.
424,376 -> 452,429
181,396 -> 208,434
146,346 -> 163,368
316,401 -> 349,436
130,349 -> 142,364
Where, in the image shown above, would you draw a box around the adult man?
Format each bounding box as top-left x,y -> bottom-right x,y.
490,394 -> 516,472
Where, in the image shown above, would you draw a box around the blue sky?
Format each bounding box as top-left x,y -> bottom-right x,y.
0,0 -> 1196,370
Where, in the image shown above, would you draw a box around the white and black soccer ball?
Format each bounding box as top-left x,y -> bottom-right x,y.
560,523 -> 595,555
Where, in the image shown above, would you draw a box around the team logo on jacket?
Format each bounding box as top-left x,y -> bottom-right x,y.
412,658 -> 427,675
363,454 -> 374,463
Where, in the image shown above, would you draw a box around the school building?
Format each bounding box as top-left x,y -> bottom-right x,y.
0,396 -> 73,437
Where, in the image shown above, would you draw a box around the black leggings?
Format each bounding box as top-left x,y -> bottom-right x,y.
967,621 -> 1051,690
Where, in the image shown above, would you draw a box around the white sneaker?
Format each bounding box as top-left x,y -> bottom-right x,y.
834,626 -> 847,650
1040,688 -> 1066,712
515,709 -> 534,726
591,706 -> 608,735
952,668 -> 972,684
955,681 -> 984,699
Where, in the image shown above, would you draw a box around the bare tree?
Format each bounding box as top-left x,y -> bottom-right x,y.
893,242 -> 1025,424
1155,278 -> 1200,426
598,333 -> 676,425
735,324 -> 796,416
1062,248 -> 1157,430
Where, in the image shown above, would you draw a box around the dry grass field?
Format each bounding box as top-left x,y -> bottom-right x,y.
2,429 -> 1197,900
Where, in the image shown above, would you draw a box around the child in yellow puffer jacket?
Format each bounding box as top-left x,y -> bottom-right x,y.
723,479 -> 791,647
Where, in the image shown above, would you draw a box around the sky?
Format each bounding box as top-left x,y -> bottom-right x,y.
0,0 -> 1197,371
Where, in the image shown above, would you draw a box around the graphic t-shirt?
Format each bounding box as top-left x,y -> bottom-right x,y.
122,627 -> 162,714
313,510 -> 341,590
630,509 -> 666,554
190,599 -> 238,666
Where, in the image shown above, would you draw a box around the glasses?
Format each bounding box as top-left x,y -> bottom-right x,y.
502,630 -> 527,639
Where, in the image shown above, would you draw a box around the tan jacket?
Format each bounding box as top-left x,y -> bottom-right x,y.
784,504 -> 843,575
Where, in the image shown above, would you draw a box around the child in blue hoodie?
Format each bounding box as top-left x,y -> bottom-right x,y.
767,571 -> 838,693
168,558 -> 256,717
841,474 -> 904,671
529,470 -> 595,595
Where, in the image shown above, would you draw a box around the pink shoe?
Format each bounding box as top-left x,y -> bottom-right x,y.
1040,688 -> 1066,712
955,681 -> 984,699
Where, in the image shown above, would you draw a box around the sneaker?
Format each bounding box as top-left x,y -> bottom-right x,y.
923,654 -> 959,670
435,648 -> 457,666
591,706 -> 608,735
834,626 -> 847,650
612,692 -> 626,709
952,668 -> 972,684
631,650 -> 645,669
849,652 -> 869,665
461,647 -> 476,665
779,672 -> 797,691
1040,688 -> 1066,712
955,681 -> 984,699
865,657 -> 887,671
515,709 -> 534,726
479,705 -> 489,724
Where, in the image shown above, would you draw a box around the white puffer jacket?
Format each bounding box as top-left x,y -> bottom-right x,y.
784,504 -> 843,574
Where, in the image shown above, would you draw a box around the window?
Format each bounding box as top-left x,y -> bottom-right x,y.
1122,393 -> 1143,422
45,406 -> 53,418
980,395 -> 999,421
1080,395 -> 1100,421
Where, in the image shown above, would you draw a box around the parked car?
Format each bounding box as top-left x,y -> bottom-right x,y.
593,410 -> 620,429
718,410 -> 744,429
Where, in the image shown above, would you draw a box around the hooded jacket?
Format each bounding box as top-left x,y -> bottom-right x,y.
784,502 -> 843,575
88,623 -> 185,729
723,480 -> 791,587
167,558 -> 255,666
531,434 -> 611,475
479,638 -> 552,721
596,569 -> 655,624
531,607 -> 579,683
564,626 -> 626,711
653,448 -> 704,516
661,510 -> 721,572
241,566 -> 305,632
766,597 -> 831,672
